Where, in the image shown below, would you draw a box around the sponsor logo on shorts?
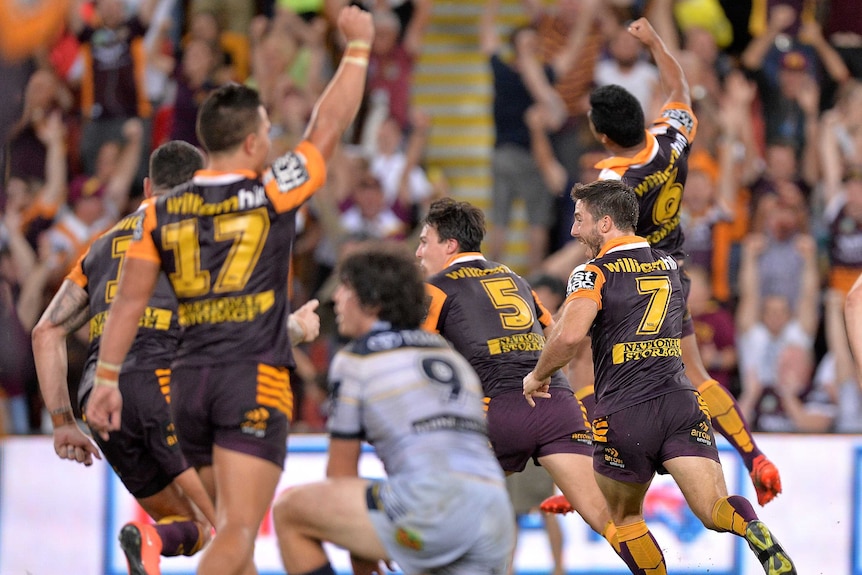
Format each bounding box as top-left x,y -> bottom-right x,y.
570,431 -> 593,445
240,407 -> 270,438
603,447 -> 625,469
163,420 -> 179,449
395,527 -> 424,551
690,421 -> 713,446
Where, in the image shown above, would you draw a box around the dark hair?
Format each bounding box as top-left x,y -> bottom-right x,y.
338,242 -> 426,329
589,85 -> 645,148
149,141 -> 206,191
571,179 -> 639,233
527,273 -> 566,299
422,197 -> 485,252
196,83 -> 262,154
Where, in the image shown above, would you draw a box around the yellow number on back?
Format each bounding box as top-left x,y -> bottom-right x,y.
106,235 -> 133,302
635,276 -> 671,335
481,277 -> 533,330
162,208 -> 269,298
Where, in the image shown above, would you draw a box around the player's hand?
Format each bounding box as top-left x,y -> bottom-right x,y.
523,371 -> 552,407
53,424 -> 102,466
291,298 -> 321,344
85,383 -> 123,441
627,18 -> 659,47
337,5 -> 374,47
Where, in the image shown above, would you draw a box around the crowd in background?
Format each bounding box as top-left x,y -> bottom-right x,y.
1,0 -> 861,436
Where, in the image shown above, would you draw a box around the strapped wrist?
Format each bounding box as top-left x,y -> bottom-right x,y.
51,408 -> 76,429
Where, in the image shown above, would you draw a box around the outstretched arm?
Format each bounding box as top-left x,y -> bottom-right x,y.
303,6 -> 374,162
627,17 -> 689,107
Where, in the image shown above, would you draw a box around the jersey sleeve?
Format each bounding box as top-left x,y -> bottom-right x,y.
326,353 -> 365,440
532,289 -> 553,328
650,101 -> 698,144
263,140 -> 327,214
564,263 -> 605,310
126,200 -> 162,264
421,283 -> 448,333
64,248 -> 90,290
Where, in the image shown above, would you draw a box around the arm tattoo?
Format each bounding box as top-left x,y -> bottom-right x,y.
47,282 -> 90,334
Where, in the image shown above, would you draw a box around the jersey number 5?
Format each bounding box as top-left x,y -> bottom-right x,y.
481,277 -> 534,330
162,207 -> 271,298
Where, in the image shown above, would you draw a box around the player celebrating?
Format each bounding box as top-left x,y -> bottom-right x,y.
32,141 -> 216,575
544,17 -> 781,517
84,7 -> 373,575
524,180 -> 796,575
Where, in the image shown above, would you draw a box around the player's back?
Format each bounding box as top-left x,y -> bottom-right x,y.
328,326 -> 504,483
424,256 -> 569,397
71,200 -> 179,372
144,174 -> 296,367
578,237 -> 692,417
597,103 -> 697,259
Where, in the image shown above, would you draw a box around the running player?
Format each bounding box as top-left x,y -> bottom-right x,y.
524,179 -> 796,575
84,8 -> 373,575
416,198 -> 622,560
272,243 -> 515,575
32,140 -> 216,575
544,17 -> 781,514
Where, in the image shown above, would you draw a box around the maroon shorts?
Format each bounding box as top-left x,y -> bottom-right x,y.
486,388 -> 593,473
87,367 -> 189,499
592,389 -> 719,484
170,362 -> 291,469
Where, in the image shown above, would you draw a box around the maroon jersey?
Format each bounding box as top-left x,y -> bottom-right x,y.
565,236 -> 694,418
422,253 -> 570,397
127,141 -> 327,368
596,102 -> 698,260
67,197 -> 180,374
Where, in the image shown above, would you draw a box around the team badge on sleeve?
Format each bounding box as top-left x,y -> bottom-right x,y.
567,266 -> 597,296
661,108 -> 695,134
270,152 -> 310,193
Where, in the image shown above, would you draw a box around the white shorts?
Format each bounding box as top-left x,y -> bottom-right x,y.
366,472 -> 515,575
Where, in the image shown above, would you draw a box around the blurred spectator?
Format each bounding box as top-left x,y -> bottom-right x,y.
819,95 -> 862,296
480,0 -> 566,273
369,109 -> 434,226
740,3 -> 848,159
687,264 -> 738,396
168,37 -> 219,147
339,171 -> 408,240
593,21 -> 659,117
815,289 -> 862,433
185,9 -> 251,83
364,0 -> 431,133
43,118 -> 143,285
68,0 -> 157,183
6,69 -> 73,183
524,0 -> 606,177
5,110 -> 69,250
822,0 -> 862,80
189,0 -> 255,37
736,232 -> 820,431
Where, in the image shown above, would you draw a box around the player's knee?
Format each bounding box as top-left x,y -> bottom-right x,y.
272,486 -> 303,528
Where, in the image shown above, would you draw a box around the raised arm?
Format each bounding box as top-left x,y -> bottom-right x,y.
36,110 -> 69,209
550,0 -> 600,79
303,6 -> 374,162
525,104 -> 567,194
735,233 -> 765,336
740,4 -> 796,72
104,118 -> 144,216
402,0 -> 432,57
843,273 -> 862,382
794,234 -> 821,338
627,17 -> 689,107
479,0 -> 500,57
799,20 -> 850,84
